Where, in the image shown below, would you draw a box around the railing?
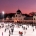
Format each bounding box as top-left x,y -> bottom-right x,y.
0,19 -> 36,23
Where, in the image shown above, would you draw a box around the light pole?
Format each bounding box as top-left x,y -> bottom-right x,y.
2,11 -> 5,22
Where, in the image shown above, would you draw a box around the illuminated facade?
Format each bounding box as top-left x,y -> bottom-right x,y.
11,9 -> 26,23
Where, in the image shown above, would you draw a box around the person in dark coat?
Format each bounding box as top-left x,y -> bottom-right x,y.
26,27 -> 27,30
9,30 -> 10,36
5,28 -> 6,32
22,26 -> 23,28
23,27 -> 25,30
33,29 -> 34,31
2,32 -> 3,36
11,29 -> 14,35
9,34 -> 10,36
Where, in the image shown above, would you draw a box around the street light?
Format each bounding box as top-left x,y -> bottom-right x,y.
2,11 -> 5,15
2,11 -> 5,22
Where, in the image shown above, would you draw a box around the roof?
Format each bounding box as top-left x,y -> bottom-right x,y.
22,14 -> 25,16
16,9 -> 22,14
4,13 -> 16,18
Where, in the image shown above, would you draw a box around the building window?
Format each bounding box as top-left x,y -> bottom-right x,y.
16,15 -> 17,17
34,18 -> 35,20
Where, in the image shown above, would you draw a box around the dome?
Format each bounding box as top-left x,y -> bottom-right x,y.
16,9 -> 22,14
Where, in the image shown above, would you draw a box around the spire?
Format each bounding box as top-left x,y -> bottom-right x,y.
18,6 -> 20,10
16,9 -> 22,14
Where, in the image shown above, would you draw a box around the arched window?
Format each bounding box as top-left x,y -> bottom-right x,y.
16,15 -> 17,17
34,18 -> 35,20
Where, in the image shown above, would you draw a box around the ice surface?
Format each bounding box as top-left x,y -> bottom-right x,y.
0,23 -> 36,36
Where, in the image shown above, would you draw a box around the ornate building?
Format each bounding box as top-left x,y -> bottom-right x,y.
12,9 -> 26,23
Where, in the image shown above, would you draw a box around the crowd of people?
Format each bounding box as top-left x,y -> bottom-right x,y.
0,22 -> 36,36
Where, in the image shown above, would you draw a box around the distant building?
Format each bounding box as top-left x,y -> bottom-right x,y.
0,9 -> 34,24
12,9 -> 26,23
33,14 -> 36,24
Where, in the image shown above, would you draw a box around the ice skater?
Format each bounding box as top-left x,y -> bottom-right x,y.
2,32 -> 3,36
19,31 -> 23,36
23,27 -> 25,30
5,28 -> 6,32
22,26 -> 23,28
9,34 -> 10,36
11,29 -> 14,35
11,25 -> 14,35
33,29 -> 34,31
9,30 -> 10,36
26,27 -> 27,30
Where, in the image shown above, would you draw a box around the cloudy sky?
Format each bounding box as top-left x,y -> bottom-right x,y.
0,0 -> 36,14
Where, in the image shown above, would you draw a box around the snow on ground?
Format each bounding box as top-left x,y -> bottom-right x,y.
0,22 -> 36,36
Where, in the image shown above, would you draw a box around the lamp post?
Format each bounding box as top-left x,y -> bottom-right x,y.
2,11 -> 5,22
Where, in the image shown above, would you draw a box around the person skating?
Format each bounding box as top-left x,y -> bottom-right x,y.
23,27 -> 25,30
11,29 -> 14,35
26,27 -> 27,30
2,32 -> 3,36
33,29 -> 34,31
11,25 -> 14,35
9,30 -> 10,36
5,28 -> 6,32
22,26 -> 23,28
9,34 -> 10,36
19,31 -> 23,36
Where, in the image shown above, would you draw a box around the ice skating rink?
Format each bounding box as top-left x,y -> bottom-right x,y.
0,22 -> 36,36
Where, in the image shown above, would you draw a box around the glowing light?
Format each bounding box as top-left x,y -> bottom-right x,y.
14,20 -> 17,22
2,11 -> 5,14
